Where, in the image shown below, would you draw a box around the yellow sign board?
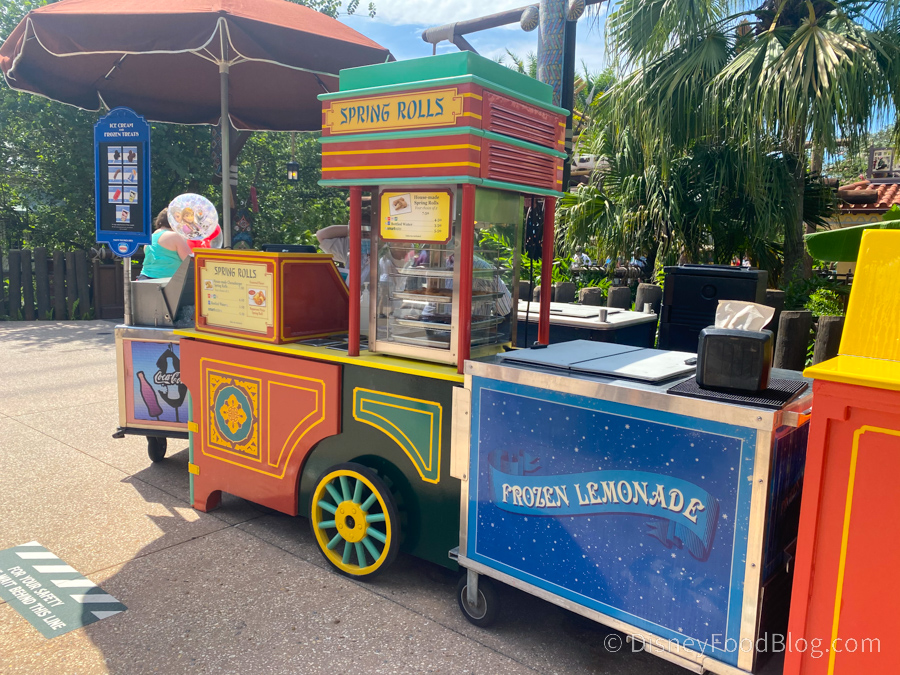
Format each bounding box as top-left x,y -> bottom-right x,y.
324,88 -> 464,135
199,261 -> 274,335
380,191 -> 452,243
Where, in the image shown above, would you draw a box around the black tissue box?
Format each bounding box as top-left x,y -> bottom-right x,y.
696,327 -> 773,393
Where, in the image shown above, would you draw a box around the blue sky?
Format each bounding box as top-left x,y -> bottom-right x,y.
339,1 -> 610,74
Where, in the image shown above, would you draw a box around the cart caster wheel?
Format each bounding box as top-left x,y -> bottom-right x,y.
147,436 -> 167,463
310,462 -> 400,580
457,574 -> 500,627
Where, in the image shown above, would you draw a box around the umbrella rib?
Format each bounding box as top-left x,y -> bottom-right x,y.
103,54 -> 127,81
196,49 -> 220,65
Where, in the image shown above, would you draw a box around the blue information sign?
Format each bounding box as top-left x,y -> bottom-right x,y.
94,108 -> 151,258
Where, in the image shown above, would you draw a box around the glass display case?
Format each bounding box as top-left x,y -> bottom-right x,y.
368,186 -> 522,366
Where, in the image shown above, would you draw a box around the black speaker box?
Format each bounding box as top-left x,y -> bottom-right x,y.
658,265 -> 768,352
696,328 -> 774,393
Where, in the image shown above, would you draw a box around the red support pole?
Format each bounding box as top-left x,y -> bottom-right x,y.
538,196 -> 556,345
457,184 -> 476,373
348,186 -> 362,357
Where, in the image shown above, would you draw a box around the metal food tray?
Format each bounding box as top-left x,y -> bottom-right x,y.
393,267 -> 505,279
394,318 -> 452,330
391,291 -> 503,304
390,332 -> 501,349
390,333 -> 450,348
393,316 -> 503,331
471,316 -> 505,329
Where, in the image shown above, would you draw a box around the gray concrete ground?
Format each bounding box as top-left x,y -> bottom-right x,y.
0,322 -> 785,675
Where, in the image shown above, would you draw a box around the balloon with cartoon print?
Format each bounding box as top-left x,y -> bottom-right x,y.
167,194 -> 219,241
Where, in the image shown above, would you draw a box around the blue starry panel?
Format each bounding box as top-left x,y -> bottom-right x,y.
467,376 -> 757,667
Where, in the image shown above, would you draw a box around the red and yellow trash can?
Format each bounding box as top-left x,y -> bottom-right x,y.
786,230 -> 900,675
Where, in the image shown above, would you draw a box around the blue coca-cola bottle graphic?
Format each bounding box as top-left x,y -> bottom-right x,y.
154,344 -> 187,422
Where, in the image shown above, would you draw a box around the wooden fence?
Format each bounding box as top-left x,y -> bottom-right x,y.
1,249 -> 133,321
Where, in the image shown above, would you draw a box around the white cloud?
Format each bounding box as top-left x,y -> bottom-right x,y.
366,0 -> 530,28
341,2 -> 611,72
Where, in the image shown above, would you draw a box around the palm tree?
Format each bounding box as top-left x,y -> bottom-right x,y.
606,0 -> 900,283
558,122 -> 809,278
498,49 -> 538,78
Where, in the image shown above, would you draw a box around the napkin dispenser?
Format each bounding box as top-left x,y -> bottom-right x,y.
696,328 -> 773,393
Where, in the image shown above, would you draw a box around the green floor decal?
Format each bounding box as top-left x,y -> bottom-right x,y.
0,542 -> 127,638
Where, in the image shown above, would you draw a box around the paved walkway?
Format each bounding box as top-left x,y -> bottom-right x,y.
0,322 -> 783,675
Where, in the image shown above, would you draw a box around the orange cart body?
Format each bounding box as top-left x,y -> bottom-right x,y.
786,230 -> 900,675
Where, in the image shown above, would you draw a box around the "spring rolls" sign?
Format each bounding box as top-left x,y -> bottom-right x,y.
199,261 -> 274,334
323,88 -> 465,134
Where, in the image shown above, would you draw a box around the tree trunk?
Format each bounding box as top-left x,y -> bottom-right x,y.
783,140 -> 812,285
645,239 -> 660,282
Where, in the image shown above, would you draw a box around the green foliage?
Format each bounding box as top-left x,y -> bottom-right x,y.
782,275 -> 849,315
0,0 -> 369,253
477,228 -> 610,295
497,50 -> 538,78
603,0 -> 900,285
287,0 -> 376,19
883,205 -> 900,222
232,132 -> 347,246
0,86 -> 100,250
557,122 -> 835,284
806,287 -> 847,318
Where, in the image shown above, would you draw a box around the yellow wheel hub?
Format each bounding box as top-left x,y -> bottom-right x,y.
334,500 -> 368,543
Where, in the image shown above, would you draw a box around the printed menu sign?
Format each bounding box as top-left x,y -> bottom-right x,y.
380,191 -> 452,243
199,261 -> 274,334
94,108 -> 151,257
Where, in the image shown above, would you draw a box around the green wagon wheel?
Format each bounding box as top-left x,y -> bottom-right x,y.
310,462 -> 400,579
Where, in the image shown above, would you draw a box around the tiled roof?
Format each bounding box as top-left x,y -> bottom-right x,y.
838,178 -> 900,212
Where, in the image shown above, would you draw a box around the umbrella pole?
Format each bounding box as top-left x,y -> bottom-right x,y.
220,62 -> 232,248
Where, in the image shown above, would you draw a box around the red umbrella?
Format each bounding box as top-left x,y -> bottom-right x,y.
0,0 -> 391,242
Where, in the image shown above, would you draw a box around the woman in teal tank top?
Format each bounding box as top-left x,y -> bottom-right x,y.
139,209 -> 191,279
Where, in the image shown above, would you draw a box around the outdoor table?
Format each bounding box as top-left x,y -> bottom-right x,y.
516,300 -> 657,348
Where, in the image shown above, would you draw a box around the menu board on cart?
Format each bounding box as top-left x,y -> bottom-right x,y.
380,190 -> 452,243
199,260 -> 274,335
94,108 -> 151,258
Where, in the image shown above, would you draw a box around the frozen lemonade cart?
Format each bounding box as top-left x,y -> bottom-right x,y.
452,342 -> 812,674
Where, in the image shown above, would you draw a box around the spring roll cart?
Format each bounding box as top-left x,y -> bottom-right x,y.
452,339 -> 813,674
171,51 -> 568,578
